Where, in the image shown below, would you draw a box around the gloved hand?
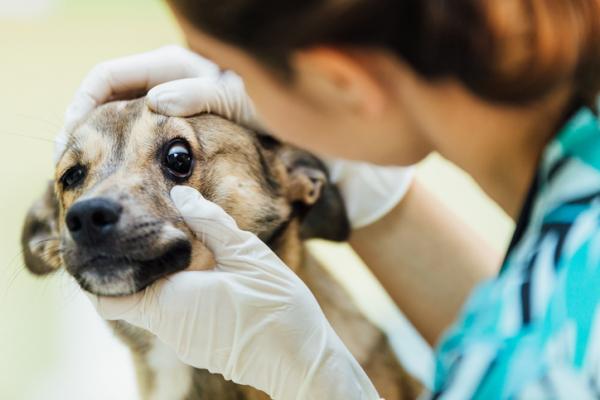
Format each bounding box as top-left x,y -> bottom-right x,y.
64,45 -> 256,131
55,45 -> 257,161
325,160 -> 414,229
59,44 -> 414,227
88,186 -> 380,400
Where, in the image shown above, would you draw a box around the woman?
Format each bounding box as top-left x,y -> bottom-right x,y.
66,1 -> 600,398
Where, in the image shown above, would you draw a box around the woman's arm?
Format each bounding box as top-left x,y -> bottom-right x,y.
350,179 -> 502,345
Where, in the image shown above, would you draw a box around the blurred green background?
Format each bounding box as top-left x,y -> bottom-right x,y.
0,1 -> 514,399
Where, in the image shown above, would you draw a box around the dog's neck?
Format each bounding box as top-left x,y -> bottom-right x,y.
270,219 -> 304,272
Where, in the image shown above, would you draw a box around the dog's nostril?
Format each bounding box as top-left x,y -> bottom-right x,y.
91,209 -> 118,227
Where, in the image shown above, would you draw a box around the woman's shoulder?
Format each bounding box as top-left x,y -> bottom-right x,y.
549,107 -> 600,172
536,106 -> 600,266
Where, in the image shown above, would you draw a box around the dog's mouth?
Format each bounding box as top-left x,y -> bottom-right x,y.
70,239 -> 192,297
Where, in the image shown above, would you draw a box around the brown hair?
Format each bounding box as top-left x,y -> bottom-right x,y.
169,0 -> 600,106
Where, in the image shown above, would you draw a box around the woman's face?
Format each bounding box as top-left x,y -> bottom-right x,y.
168,5 -> 575,217
172,13 -> 435,166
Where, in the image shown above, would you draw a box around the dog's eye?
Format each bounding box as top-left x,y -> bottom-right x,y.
60,165 -> 87,190
163,140 -> 193,180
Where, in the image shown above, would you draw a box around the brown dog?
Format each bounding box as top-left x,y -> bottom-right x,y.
21,99 -> 422,400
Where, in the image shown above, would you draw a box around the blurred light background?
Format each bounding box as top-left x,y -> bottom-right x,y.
0,0 -> 514,399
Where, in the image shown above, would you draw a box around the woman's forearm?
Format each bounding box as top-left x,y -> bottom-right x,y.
349,180 -> 502,345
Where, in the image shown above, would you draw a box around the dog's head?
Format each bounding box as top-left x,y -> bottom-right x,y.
21,99 -> 349,296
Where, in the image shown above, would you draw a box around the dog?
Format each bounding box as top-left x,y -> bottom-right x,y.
21,98 -> 422,400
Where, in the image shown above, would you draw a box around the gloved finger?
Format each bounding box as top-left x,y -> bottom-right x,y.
63,46 -> 220,133
170,186 -> 278,269
211,70 -> 259,130
171,185 -> 247,248
84,270 -> 221,332
147,77 -> 220,118
147,73 -> 259,130
84,290 -> 149,326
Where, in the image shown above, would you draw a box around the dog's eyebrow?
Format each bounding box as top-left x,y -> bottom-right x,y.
55,146 -> 83,178
156,117 -> 199,148
88,101 -> 144,142
62,138 -> 83,161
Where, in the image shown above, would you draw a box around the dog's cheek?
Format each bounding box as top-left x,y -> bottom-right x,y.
209,173 -> 272,230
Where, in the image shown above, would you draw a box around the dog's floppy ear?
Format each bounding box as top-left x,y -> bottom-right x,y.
21,181 -> 62,275
280,147 -> 351,242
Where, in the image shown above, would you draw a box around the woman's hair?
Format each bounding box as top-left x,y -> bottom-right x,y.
169,0 -> 600,106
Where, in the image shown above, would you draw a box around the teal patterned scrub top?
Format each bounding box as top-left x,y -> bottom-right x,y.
432,107 -> 600,399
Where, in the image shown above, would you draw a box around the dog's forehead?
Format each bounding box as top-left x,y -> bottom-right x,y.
88,99 -> 145,137
59,100 -> 144,163
64,99 -> 257,158
61,101 -> 170,163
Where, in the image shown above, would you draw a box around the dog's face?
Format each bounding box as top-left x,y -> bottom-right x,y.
22,99 -> 349,296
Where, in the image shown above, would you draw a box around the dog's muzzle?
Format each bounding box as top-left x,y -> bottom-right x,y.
62,198 -> 192,296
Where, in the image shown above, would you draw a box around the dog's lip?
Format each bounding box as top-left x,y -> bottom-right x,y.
72,239 -> 192,296
76,239 -> 189,267
133,239 -> 192,291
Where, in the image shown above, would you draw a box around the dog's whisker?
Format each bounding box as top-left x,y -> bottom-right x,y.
13,113 -> 63,130
4,248 -> 28,271
0,262 -> 28,303
6,262 -> 26,286
0,131 -> 59,145
55,271 -> 84,310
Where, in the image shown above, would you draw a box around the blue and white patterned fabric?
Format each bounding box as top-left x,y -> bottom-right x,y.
431,108 -> 600,399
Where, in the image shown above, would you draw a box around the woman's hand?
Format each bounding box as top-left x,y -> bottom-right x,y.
87,186 -> 381,400
55,45 -> 257,161
62,45 -> 256,131
326,159 -> 414,229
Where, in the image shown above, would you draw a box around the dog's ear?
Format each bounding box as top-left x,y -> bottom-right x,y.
280,147 -> 351,242
21,181 -> 62,275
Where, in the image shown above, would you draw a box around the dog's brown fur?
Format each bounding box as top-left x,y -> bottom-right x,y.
21,99 -> 422,400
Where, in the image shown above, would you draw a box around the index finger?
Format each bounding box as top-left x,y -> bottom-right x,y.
63,46 -> 220,132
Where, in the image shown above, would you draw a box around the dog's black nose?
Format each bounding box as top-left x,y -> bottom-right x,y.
66,198 -> 122,245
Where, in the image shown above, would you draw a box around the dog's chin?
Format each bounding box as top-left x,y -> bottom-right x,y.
72,240 -> 192,297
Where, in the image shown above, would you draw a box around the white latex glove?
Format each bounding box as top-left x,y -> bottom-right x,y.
325,160 -> 415,229
59,45 -> 414,227
55,45 -> 256,161
88,186 -> 381,400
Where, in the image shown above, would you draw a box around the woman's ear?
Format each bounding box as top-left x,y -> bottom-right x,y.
291,47 -> 387,117
279,147 -> 350,242
21,182 -> 62,275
